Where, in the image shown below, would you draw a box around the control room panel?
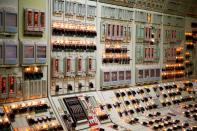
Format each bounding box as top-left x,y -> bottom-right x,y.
0,0 -> 197,131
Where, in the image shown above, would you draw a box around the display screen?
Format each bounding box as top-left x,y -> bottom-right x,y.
41,12 -> 45,27
104,72 -> 110,82
66,59 -> 71,72
5,45 -> 17,58
34,12 -> 38,27
37,46 -> 46,58
28,11 -> 33,26
145,48 -> 148,59
124,27 -> 127,37
139,70 -> 143,78
149,28 -> 151,38
107,24 -> 111,36
120,26 -> 123,37
128,27 -> 131,36
24,46 -> 34,58
0,76 -> 2,92
158,29 -> 161,38
102,24 -> 105,36
165,49 -> 168,59
55,59 -> 59,71
88,58 -> 92,70
150,69 -> 155,77
0,12 -> 2,26
63,97 -> 87,122
119,71 -> 124,80
117,25 -> 119,36
156,69 -> 160,77
173,48 -> 176,57
78,58 -> 82,71
112,72 -> 117,81
145,28 -> 148,38
112,25 -> 115,37
5,13 -> 17,26
145,69 -> 149,78
2,77 -> 6,94
126,71 -> 131,80
151,48 -> 154,58
8,76 -> 15,93
0,45 -> 2,58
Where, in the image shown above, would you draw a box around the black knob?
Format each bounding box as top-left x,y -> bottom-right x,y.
100,105 -> 104,110
129,109 -> 134,114
153,125 -> 159,130
127,91 -> 132,96
131,90 -> 136,96
173,125 -> 178,130
27,118 -> 35,125
134,118 -> 139,122
162,102 -> 166,107
55,85 -> 60,92
107,104 -> 112,109
78,83 -> 83,89
131,99 -> 136,104
136,108 -> 140,113
174,120 -> 180,124
139,89 -> 144,94
149,121 -> 154,125
99,128 -> 105,131
163,94 -> 168,98
140,107 -> 145,112
125,101 -> 130,106
164,122 -> 169,126
114,102 -> 121,108
143,97 -> 148,102
142,121 -> 148,126
165,86 -> 169,90
112,124 -> 118,129
158,124 -> 163,129
37,117 -> 43,123
146,88 -> 150,93
89,82 -> 94,88
184,111 -> 190,117
159,86 -> 163,91
186,129 -> 192,131
124,110 -> 128,116
34,118 -> 38,123
118,112 -> 122,117
115,93 -> 121,98
148,114 -> 153,117
167,128 -> 172,131
166,102 -> 171,106
0,111 -> 4,117
67,84 -> 73,91
121,92 -> 126,97
57,125 -> 63,130
43,116 -> 47,122
156,112 -> 161,116
177,125 -> 182,129
154,119 -> 160,123
173,85 -> 177,88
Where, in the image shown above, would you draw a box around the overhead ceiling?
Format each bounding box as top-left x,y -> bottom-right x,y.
98,0 -> 197,18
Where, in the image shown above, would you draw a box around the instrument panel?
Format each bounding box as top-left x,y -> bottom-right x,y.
0,0 -> 196,131
51,81 -> 197,131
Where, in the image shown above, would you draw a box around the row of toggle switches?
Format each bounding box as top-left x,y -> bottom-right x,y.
52,43 -> 96,52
